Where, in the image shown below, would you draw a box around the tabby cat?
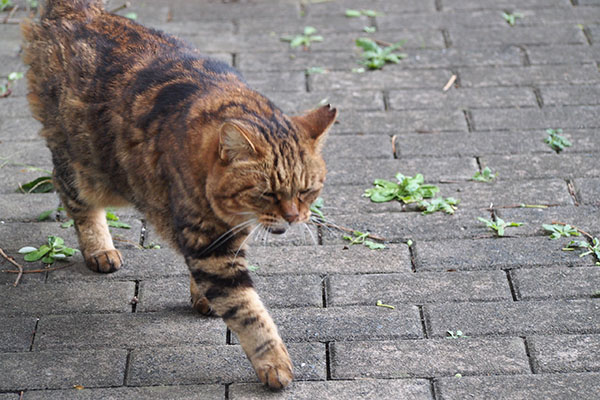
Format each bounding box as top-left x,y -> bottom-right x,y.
22,0 -> 336,389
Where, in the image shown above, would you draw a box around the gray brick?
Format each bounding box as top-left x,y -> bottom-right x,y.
496,205 -> 600,238
126,343 -> 325,386
320,209 -> 493,243
0,256 -> 46,286
541,85 -> 600,106
0,53 -> 24,78
388,87 -> 538,110
328,271 -> 512,306
332,109 -> 468,134
0,394 -> 17,400
0,281 -> 135,316
230,306 -> 423,343
529,335 -> 600,373
377,10 -> 508,30
138,275 -> 323,312
441,0 -> 571,10
34,311 -> 225,350
436,373 -> 600,400
47,248 -> 188,282
0,349 -> 127,390
238,15 -> 367,35
0,97 -> 32,118
323,135 -> 393,160
268,90 -> 385,114
424,300 -> 600,337
248,244 -> 412,275
149,21 -> 235,36
238,51 -> 361,73
527,45 -> 599,65
460,64 -> 600,88
0,140 -> 52,167
575,178 -> 600,206
0,193 -> 61,223
472,106 -> 600,130
230,379 -> 433,400
325,157 -> 478,186
244,71 -> 306,94
304,0 -> 434,16
310,69 -> 454,91
0,116 -> 41,143
450,26 -> 586,47
416,237 -> 595,272
481,153 -> 600,180
0,316 -> 36,352
23,385 -> 224,400
162,1 -> 300,22
331,338 -> 530,378
513,267 -> 600,300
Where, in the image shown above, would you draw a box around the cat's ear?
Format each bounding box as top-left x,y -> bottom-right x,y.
218,121 -> 259,162
291,104 -> 338,151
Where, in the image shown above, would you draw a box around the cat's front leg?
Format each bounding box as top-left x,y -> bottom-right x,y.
187,258 -> 293,389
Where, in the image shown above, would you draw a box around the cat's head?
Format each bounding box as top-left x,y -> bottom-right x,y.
207,104 -> 337,235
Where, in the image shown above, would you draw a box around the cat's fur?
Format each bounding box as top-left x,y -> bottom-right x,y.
21,0 -> 336,389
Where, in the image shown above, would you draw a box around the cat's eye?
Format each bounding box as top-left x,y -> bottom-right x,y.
299,189 -> 311,195
263,192 -> 277,199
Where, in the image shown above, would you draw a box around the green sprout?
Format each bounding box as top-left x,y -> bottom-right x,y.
281,26 -> 323,49
542,224 -> 580,240
478,217 -> 524,237
345,9 -> 382,17
355,38 -> 406,70
18,236 -> 79,264
544,129 -> 571,153
502,11 -> 524,26
564,237 -> 600,262
0,0 -> 14,12
376,300 -> 395,309
1,71 -> 24,98
446,330 -> 468,339
472,167 -> 497,182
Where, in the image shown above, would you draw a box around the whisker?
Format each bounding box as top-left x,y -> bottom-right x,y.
200,219 -> 255,256
233,224 -> 261,263
303,222 -> 318,246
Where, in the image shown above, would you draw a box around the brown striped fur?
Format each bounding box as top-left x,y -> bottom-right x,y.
21,0 -> 336,389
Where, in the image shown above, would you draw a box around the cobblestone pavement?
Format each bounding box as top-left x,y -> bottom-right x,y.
1,0 -> 600,399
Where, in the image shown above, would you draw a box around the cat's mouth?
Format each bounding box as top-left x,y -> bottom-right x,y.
269,226 -> 287,235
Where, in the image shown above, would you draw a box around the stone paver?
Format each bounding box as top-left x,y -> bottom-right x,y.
1,0 -> 598,397
424,300 -> 600,337
331,338 -> 530,379
126,343 -> 325,386
436,373 -> 600,400
528,335 -> 600,373
230,379 -> 433,400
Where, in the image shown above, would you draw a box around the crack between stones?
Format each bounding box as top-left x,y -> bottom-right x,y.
430,378 -> 440,400
28,318 -> 39,352
504,269 -> 520,301
441,29 -> 452,48
123,350 -> 132,386
321,274 -> 328,308
139,219 -> 147,247
224,383 -> 230,400
462,109 -> 474,132
325,341 -> 332,380
532,87 -> 544,108
418,305 -> 430,339
566,179 -> 581,206
434,0 -> 443,12
521,336 -> 537,374
131,280 -> 140,313
408,241 -> 417,273
382,90 -> 390,111
231,53 -> 237,69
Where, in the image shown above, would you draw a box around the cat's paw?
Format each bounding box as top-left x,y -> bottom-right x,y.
85,249 -> 123,273
253,343 -> 293,390
191,296 -> 216,316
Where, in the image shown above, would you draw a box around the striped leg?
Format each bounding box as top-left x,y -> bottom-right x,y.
53,166 -> 123,273
187,256 -> 293,389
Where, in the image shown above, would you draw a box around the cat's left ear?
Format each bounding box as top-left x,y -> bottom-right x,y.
218,121 -> 260,163
291,104 -> 338,152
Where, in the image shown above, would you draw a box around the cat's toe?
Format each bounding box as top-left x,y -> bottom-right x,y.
192,296 -> 216,316
257,362 -> 293,390
86,249 -> 123,273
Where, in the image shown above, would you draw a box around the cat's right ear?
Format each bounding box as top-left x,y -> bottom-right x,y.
218,121 -> 259,162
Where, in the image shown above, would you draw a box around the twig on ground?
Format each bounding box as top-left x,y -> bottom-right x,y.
113,236 -> 143,249
373,39 -> 393,47
391,134 -> 397,156
0,247 -> 24,287
551,221 -> 594,240
3,4 -> 18,24
109,2 -> 130,13
2,263 -> 74,274
310,221 -> 387,242
443,74 -> 457,91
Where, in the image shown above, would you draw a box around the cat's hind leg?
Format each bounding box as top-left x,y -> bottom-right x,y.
53,165 -> 123,273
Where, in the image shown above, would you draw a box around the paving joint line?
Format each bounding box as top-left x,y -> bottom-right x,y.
518,46 -> 531,66
429,377 -> 440,400
441,29 -> 452,48
434,0 -> 443,12
566,179 -> 581,206
131,280 -> 140,313
382,90 -> 390,111
521,336 -> 538,374
325,341 -> 332,380
28,318 -> 39,352
321,274 -> 328,308
580,25 -> 593,45
408,242 -> 418,273
231,53 -> 237,69
462,109 -> 475,132
122,349 -> 132,386
224,383 -> 230,400
418,305 -> 430,339
532,87 -> 544,108
504,269 -> 520,301
570,0 -> 579,5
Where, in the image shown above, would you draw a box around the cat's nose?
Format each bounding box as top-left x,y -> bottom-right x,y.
280,199 -> 299,224
283,212 -> 299,224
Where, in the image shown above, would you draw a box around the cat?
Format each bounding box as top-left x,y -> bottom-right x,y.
21,0 -> 336,389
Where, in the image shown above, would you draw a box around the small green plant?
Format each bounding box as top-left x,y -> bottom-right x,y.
124,12 -> 137,20
376,300 -> 395,309
27,0 -> 39,8
18,175 -> 54,193
420,197 -> 459,215
343,230 -> 385,250
306,66 -> 325,75
105,208 -> 131,229
356,38 -> 406,70
247,265 -> 259,272
592,291 -> 600,299
281,26 -> 323,49
364,173 -> 459,215
472,167 -> 497,182
345,9 -> 382,17
1,71 -> 24,98
363,26 -> 377,33
0,0 -> 14,12
542,224 -> 580,240
565,237 -> 600,261
502,11 -> 523,26
143,243 -> 161,250
18,236 -> 79,264
478,217 -> 524,237
310,197 -> 325,221
544,129 -> 571,153
446,330 -> 468,339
